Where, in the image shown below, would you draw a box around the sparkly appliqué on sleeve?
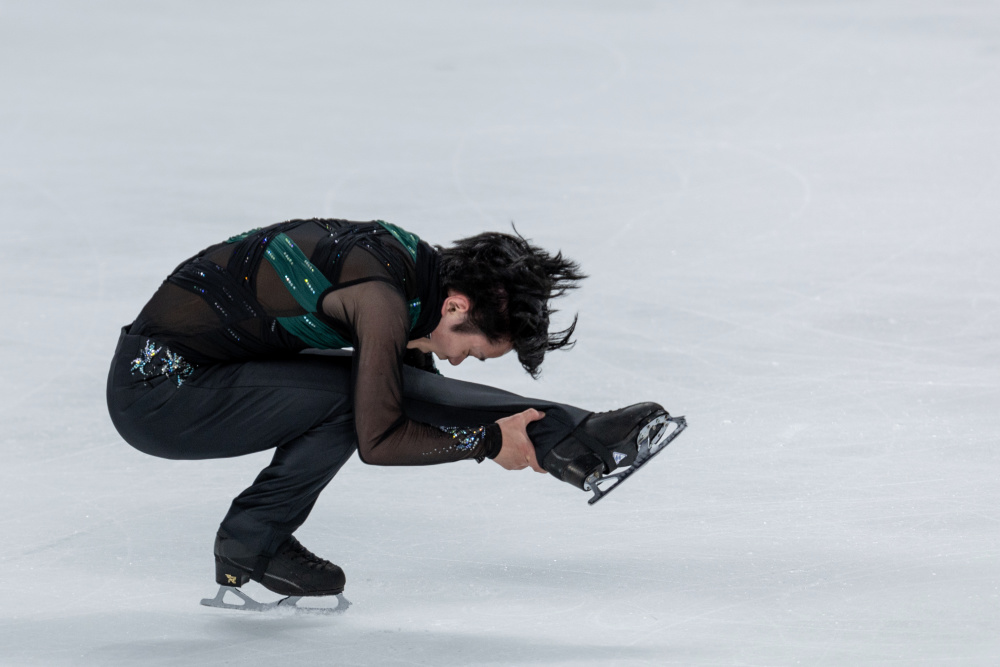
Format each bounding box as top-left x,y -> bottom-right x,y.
433,425 -> 488,452
130,340 -> 195,387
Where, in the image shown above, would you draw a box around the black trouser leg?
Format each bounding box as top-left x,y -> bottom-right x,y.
108,331 -> 362,555
218,413 -> 357,555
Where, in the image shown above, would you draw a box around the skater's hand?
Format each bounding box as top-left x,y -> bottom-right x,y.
494,409 -> 547,473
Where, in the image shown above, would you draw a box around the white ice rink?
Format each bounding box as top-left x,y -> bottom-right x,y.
2,1 -> 999,665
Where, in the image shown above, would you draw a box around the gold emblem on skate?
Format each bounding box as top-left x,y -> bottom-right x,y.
226,574 -> 237,585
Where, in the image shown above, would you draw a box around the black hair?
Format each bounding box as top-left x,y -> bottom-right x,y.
437,228 -> 586,378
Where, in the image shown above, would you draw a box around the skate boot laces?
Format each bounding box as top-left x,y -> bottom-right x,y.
281,537 -> 337,571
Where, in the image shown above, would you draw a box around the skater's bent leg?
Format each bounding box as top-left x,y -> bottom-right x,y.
108,328 -> 359,554
400,366 -> 591,462
220,413 -> 357,556
180,357 -> 359,554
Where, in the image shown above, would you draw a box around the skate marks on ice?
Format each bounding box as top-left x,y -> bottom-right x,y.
200,585 -> 350,615
585,415 -> 687,505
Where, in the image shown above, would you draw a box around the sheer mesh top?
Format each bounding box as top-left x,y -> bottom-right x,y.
130,219 -> 499,465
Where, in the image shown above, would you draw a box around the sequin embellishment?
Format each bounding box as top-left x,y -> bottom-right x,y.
131,340 -> 194,387
435,425 -> 487,452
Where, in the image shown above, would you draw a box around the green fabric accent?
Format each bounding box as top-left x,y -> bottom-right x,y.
226,227 -> 262,244
264,233 -> 330,311
264,233 -> 350,349
376,220 -> 419,261
258,228 -> 423,349
276,314 -> 351,349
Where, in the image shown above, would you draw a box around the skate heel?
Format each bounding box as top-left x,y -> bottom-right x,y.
215,558 -> 250,587
542,442 -> 606,490
560,453 -> 606,490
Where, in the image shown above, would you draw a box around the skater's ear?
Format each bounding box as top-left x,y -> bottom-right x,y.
442,290 -> 472,316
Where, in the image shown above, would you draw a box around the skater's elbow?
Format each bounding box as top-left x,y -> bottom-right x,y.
357,449 -> 399,466
356,445 -> 377,465
356,439 -> 397,466
356,419 -> 406,466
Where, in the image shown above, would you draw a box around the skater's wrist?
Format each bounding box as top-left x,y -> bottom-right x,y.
476,423 -> 503,462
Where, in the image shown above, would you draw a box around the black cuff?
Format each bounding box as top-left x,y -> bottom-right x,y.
476,423 -> 503,462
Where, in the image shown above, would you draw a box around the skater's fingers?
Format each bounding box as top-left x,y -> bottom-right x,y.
494,411 -> 547,473
525,449 -> 547,474
519,408 -> 546,423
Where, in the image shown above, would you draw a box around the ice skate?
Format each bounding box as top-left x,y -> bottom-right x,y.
201,534 -> 350,614
541,402 -> 687,504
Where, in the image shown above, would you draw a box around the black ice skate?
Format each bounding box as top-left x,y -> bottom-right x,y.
541,402 -> 687,505
200,534 -> 350,614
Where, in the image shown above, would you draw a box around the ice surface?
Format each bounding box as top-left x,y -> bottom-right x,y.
2,1 -> 998,665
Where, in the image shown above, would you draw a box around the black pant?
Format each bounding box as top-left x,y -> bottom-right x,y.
107,327 -> 590,557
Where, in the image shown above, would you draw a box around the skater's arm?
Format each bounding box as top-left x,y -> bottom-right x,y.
323,280 -> 500,465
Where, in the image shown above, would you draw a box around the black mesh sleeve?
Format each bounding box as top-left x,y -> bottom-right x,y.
322,279 -> 496,465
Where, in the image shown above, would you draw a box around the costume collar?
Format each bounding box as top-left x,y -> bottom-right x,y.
410,241 -> 442,339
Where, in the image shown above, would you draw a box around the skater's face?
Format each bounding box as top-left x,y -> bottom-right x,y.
411,291 -> 512,366
436,325 -> 511,366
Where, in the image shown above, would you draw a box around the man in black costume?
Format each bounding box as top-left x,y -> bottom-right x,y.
107,219 -> 667,602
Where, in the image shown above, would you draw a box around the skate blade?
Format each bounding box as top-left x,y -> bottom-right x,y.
200,586 -> 351,615
584,415 -> 687,505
